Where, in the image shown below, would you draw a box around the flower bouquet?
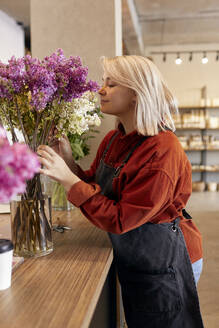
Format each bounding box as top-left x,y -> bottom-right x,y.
0,49 -> 100,256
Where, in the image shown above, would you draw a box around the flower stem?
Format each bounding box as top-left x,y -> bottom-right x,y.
1,103 -> 18,142
15,99 -> 29,144
32,111 -> 42,151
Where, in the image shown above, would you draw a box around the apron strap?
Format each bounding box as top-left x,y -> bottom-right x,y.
122,136 -> 149,164
182,208 -> 192,219
102,131 -> 120,159
114,136 -> 149,177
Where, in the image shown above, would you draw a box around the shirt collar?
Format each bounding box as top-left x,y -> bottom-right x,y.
117,122 -> 141,140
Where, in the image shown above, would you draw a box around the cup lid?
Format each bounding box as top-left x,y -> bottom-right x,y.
0,239 -> 13,253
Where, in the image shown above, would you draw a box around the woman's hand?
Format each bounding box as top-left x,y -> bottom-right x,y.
37,145 -> 80,192
48,130 -> 76,172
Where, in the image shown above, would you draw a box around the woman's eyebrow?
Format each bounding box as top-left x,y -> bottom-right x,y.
102,77 -> 110,81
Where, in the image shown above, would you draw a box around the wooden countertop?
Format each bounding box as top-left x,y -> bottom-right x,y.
0,209 -> 113,328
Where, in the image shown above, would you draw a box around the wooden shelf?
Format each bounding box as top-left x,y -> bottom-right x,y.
179,107 -> 219,110
176,127 -> 219,130
176,109 -> 219,181
192,169 -> 219,173
185,148 -> 219,151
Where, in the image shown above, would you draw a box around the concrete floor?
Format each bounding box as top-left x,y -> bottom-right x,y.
186,192 -> 219,328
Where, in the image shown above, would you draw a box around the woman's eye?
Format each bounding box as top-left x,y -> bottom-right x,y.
108,84 -> 116,88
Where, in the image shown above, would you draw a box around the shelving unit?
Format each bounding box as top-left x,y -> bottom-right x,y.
174,106 -> 219,187
177,128 -> 219,131
192,169 -> 219,173
186,149 -> 219,151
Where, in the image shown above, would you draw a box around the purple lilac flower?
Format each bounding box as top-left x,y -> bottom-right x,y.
7,56 -> 26,93
0,58 -> 26,100
0,65 -> 12,100
23,55 -> 57,111
0,127 -> 40,203
43,49 -> 99,102
0,49 -> 99,111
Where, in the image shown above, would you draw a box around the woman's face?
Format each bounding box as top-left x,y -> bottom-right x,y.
98,77 -> 136,116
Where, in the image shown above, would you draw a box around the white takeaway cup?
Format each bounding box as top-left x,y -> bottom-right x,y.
0,239 -> 13,291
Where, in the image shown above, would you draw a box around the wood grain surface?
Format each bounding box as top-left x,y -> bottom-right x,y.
0,209 -> 113,328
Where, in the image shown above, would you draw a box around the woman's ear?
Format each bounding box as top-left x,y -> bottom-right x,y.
132,92 -> 137,104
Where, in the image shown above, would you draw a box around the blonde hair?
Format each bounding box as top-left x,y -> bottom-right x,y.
100,55 -> 178,136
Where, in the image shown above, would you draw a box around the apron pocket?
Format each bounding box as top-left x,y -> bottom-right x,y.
120,266 -> 182,313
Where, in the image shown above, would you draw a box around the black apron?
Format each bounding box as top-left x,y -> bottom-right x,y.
95,131 -> 204,328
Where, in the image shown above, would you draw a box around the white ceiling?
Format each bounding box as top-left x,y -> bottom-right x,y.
0,0 -> 218,54
123,0 -> 219,54
136,0 -> 219,17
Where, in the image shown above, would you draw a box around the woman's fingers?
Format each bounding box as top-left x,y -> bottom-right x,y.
48,138 -> 59,148
37,149 -> 53,162
48,124 -> 56,137
60,134 -> 68,141
48,130 -> 60,145
48,127 -> 64,144
39,167 -> 49,175
39,168 -> 54,179
38,156 -> 51,169
38,145 -> 57,157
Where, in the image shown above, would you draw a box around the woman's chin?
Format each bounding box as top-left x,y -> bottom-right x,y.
100,109 -> 115,116
100,106 -> 110,114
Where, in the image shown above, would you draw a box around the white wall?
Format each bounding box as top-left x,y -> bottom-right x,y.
0,10 -> 25,63
0,10 -> 25,143
146,43 -> 219,107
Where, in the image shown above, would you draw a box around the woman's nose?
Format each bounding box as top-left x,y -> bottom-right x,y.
98,86 -> 106,95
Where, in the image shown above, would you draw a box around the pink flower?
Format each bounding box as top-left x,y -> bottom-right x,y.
0,126 -> 7,139
0,128 -> 40,203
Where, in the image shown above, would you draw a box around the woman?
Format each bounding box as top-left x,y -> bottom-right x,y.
38,55 -> 204,327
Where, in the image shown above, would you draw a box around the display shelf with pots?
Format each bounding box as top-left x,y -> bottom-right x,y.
173,106 -> 219,191
176,128 -> 219,131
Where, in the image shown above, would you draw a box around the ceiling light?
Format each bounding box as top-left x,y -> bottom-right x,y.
175,53 -> 182,65
202,52 -> 208,64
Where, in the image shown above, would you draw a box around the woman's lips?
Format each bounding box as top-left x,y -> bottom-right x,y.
100,100 -> 109,104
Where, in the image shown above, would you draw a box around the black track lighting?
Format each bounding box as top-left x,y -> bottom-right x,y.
189,52 -> 193,62
202,52 -> 208,64
175,53 -> 182,65
150,50 -> 219,63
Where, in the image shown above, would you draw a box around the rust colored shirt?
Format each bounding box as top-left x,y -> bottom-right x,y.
68,125 -> 202,263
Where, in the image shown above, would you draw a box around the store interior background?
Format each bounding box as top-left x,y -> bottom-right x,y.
0,1 -> 218,327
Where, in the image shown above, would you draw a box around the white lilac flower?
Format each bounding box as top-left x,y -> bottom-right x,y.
56,91 -> 101,136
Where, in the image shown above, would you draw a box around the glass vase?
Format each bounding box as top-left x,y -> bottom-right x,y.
10,195 -> 53,257
41,176 -> 74,211
51,181 -> 74,211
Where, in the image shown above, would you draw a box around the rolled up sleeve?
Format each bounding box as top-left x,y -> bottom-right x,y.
67,181 -> 101,207
68,168 -> 173,234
